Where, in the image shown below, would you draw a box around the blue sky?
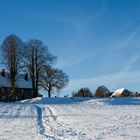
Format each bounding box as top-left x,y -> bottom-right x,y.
0,0 -> 140,96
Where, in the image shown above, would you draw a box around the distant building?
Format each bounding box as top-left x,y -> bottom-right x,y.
0,69 -> 34,101
111,88 -> 130,97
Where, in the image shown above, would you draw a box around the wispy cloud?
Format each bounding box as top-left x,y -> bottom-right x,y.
110,54 -> 139,88
57,51 -> 97,69
71,5 -> 107,30
52,4 -> 107,31
63,54 -> 139,93
100,21 -> 140,71
64,70 -> 140,94
114,26 -> 140,49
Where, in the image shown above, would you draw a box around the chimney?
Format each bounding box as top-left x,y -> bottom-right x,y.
1,69 -> 5,77
25,73 -> 28,81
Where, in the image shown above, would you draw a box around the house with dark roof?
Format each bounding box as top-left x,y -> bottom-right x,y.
0,69 -> 34,101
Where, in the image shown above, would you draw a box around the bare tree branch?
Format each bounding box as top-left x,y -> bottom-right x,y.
1,34 -> 24,101
40,66 -> 69,97
24,39 -> 57,97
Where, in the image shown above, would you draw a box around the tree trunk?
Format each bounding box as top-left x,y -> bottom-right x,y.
48,89 -> 51,98
48,85 -> 52,98
35,48 -> 38,97
35,71 -> 39,97
32,78 -> 36,97
31,49 -> 37,97
10,70 -> 16,102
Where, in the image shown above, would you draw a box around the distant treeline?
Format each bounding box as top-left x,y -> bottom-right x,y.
72,86 -> 140,97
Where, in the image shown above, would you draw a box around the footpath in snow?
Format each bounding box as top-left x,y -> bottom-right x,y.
0,97 -> 140,140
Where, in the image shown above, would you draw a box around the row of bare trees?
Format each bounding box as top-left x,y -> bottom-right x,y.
0,34 -> 69,99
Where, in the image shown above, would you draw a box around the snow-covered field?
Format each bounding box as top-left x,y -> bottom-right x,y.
0,97 -> 140,140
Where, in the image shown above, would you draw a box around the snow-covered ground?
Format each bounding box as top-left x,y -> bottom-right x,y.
0,97 -> 140,140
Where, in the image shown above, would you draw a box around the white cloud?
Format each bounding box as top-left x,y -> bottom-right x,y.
57,51 -> 96,69
70,5 -> 107,30
111,54 -> 139,87
114,26 -> 140,49
100,23 -> 140,71
64,54 -> 139,93
64,70 -> 140,93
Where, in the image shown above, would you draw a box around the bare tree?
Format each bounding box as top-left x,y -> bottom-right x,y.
41,66 -> 69,98
1,34 -> 24,101
24,39 -> 56,97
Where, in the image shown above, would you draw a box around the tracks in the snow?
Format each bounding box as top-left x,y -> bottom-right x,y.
34,106 -> 45,135
33,105 -> 58,140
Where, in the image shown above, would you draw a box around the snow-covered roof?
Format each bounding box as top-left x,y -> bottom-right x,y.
111,88 -> 126,97
0,72 -> 32,89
